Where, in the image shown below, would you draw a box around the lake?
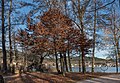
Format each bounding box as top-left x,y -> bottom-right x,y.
72,67 -> 120,73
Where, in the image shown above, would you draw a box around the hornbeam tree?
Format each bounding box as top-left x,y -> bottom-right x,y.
40,8 -> 73,73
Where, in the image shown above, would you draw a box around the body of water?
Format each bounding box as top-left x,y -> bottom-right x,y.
72,67 -> 120,73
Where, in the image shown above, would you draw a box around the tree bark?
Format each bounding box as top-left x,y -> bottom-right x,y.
40,56 -> 44,66
54,39 -> 59,73
8,0 -> 13,64
68,49 -> 72,72
60,52 -> 63,73
63,52 -> 68,72
92,0 -> 96,73
78,50 -> 81,72
2,0 -> 7,73
67,40 -> 72,72
81,48 -> 85,74
39,56 -> 44,71
80,19 -> 86,74
55,52 -> 59,73
115,46 -> 118,73
113,9 -> 118,73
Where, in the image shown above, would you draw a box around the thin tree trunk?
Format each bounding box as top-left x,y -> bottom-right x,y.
113,9 -> 118,73
68,49 -> 72,72
80,19 -> 86,74
53,38 -> 60,73
39,56 -> 44,71
8,0 -> 13,64
2,0 -> 7,73
92,0 -> 96,73
81,48 -> 85,74
62,54 -> 65,76
115,34 -> 118,73
115,47 -> 118,73
114,42 -> 118,74
60,52 -> 63,73
63,52 -> 68,72
54,43 -> 59,73
55,52 -> 59,73
67,40 -> 72,72
78,50 -> 81,72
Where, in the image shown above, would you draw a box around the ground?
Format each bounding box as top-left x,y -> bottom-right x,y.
78,74 -> 120,83
3,72 -> 120,83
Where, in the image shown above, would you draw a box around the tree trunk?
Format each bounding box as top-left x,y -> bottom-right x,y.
68,49 -> 72,72
113,9 -> 118,73
67,41 -> 72,72
80,19 -> 86,74
78,51 -> 81,72
81,49 -> 85,74
8,0 -> 13,64
40,57 -> 44,66
54,43 -> 59,73
2,0 -> 7,73
39,56 -> 44,71
63,52 -> 68,72
60,52 -> 63,73
54,39 -> 60,73
116,39 -> 119,73
55,52 -> 59,73
92,0 -> 96,73
115,48 -> 118,73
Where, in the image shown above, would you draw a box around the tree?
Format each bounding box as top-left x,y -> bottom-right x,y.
71,0 -> 91,73
8,0 -> 13,73
92,0 -> 97,73
41,8 -> 73,73
104,4 -> 120,73
1,0 -> 7,73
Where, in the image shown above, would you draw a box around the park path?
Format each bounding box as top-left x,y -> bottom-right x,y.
3,72 -> 70,83
3,72 -> 120,83
77,74 -> 120,83
3,73 -> 50,83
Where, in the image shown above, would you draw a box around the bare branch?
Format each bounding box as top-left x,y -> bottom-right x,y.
87,0 -> 116,12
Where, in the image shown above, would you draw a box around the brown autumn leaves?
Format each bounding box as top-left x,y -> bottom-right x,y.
16,8 -> 92,71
